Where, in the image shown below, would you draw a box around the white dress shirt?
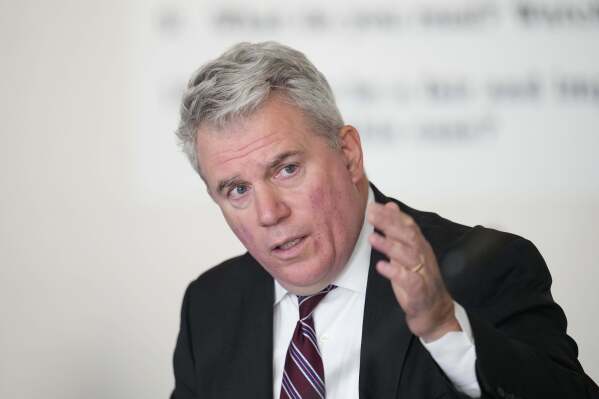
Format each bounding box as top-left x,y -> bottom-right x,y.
273,188 -> 481,398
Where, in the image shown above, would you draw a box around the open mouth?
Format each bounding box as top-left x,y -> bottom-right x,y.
272,235 -> 307,254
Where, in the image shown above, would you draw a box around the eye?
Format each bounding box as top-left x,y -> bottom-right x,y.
279,164 -> 299,178
228,184 -> 250,200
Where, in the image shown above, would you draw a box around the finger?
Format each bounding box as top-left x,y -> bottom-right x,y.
369,232 -> 422,266
376,259 -> 420,291
382,201 -> 415,226
376,260 -> 399,280
367,203 -> 421,245
384,202 -> 418,233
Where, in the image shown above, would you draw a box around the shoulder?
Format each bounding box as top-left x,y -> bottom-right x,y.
183,252 -> 272,309
405,205 -> 550,298
436,223 -> 554,324
191,252 -> 255,288
371,183 -> 545,273
371,183 -> 551,310
370,182 -> 471,253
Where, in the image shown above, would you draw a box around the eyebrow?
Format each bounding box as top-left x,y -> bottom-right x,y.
216,175 -> 241,195
215,150 -> 303,195
267,150 -> 302,170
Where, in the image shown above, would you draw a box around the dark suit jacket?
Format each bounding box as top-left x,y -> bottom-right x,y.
171,184 -> 598,399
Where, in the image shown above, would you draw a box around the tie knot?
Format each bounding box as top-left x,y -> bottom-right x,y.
297,284 -> 336,320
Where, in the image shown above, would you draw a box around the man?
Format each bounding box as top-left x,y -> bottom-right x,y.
171,42 -> 598,398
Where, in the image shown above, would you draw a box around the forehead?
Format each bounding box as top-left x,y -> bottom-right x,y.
195,96 -> 329,186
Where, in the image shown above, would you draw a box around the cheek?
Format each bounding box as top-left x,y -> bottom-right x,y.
308,180 -> 341,209
309,186 -> 325,210
308,183 -> 346,239
231,224 -> 249,242
308,186 -> 335,222
226,217 -> 256,248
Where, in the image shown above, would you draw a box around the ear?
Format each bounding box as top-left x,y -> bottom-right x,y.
338,125 -> 365,184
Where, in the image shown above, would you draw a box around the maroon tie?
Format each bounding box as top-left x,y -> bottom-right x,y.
280,285 -> 336,399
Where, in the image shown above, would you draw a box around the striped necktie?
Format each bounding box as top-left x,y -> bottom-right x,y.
280,284 -> 336,399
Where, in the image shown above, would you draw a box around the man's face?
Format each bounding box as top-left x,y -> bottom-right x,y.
196,95 -> 368,295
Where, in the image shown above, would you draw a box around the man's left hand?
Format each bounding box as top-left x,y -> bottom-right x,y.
367,201 -> 461,342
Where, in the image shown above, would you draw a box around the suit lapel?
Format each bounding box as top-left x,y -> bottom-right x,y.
359,186 -> 414,399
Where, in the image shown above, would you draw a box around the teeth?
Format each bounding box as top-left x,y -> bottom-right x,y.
279,238 -> 301,250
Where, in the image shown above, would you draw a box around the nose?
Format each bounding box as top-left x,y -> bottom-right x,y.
254,185 -> 290,227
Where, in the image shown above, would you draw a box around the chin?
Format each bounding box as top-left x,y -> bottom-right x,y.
277,262 -> 334,293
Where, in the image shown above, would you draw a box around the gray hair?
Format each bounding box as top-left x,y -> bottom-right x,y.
175,41 -> 344,174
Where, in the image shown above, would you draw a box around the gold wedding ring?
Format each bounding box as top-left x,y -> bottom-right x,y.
410,261 -> 424,273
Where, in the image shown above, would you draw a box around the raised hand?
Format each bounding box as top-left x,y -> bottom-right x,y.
367,201 -> 460,342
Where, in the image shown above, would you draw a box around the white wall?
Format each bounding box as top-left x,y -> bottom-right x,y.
1,1 -> 597,398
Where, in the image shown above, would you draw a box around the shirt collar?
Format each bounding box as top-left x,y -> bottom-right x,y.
274,187 -> 374,305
